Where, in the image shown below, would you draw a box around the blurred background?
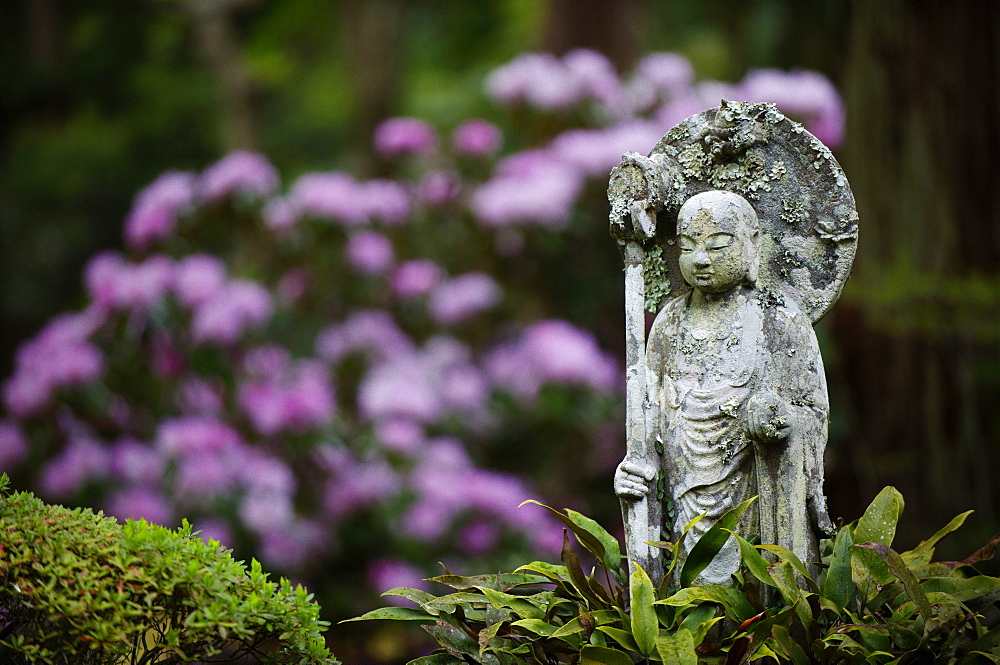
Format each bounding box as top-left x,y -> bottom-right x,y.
1,1 -> 998,661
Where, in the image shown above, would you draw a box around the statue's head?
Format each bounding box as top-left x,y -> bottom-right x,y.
676,190 -> 760,294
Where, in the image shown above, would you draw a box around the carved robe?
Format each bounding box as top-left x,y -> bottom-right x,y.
647,286 -> 831,584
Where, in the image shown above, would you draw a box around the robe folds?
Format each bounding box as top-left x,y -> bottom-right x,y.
646,286 -> 831,584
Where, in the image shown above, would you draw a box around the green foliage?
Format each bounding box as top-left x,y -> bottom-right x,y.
0,475 -> 337,665
352,488 -> 1000,664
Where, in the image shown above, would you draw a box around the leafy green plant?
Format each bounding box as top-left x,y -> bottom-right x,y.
351,489 -> 1000,664
0,474 -> 337,665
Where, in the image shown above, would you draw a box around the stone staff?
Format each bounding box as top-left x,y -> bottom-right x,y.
609,156 -> 668,582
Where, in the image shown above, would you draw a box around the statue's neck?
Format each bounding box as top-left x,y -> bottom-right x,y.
689,284 -> 748,310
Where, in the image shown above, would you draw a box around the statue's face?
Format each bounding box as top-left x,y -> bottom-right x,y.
677,205 -> 754,294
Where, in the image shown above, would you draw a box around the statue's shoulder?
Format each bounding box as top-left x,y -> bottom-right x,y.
650,292 -> 688,334
754,287 -> 813,329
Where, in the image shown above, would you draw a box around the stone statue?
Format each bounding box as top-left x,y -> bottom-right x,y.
608,101 -> 858,587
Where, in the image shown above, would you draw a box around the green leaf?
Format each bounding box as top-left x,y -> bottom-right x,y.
341,606 -> 434,622
562,531 -> 602,605
852,486 -> 904,547
382,587 -> 439,612
678,602 -> 718,637
580,644 -> 635,665
407,654 -> 464,665
596,626 -> 639,652
769,560 -> 813,629
921,574 -> 1000,601
757,544 -> 819,593
822,527 -> 855,611
856,542 -> 932,623
521,500 -> 612,565
886,619 -> 921,651
565,508 -> 623,571
426,572 -> 546,591
771,624 -> 809,665
515,561 -> 570,582
655,627 -> 697,665
424,621 -> 481,658
629,564 -> 658,657
966,624 -> 1000,655
510,618 -> 559,637
730,531 -> 776,588
656,585 -> 755,623
477,587 -> 545,620
901,510 -> 972,566
680,496 -> 756,588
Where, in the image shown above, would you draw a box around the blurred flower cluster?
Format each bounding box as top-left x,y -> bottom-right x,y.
0,50 -> 843,614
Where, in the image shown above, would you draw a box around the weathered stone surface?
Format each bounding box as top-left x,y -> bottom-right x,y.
609,101 -> 856,587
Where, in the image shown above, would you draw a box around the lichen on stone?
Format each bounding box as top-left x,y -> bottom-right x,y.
643,243 -> 671,311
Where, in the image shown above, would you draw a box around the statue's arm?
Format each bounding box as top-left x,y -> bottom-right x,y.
767,308 -> 835,534
614,305 -> 670,499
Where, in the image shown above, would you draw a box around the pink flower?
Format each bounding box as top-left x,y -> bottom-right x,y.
470,150 -> 583,228
562,49 -> 624,110
190,279 -> 273,344
277,268 -> 309,306
635,52 -> 694,97
124,171 -> 197,250
173,254 -> 227,308
358,356 -> 443,424
150,332 -> 185,378
416,171 -> 461,206
238,452 -> 296,495
428,273 -> 501,325
194,518 -> 233,546
734,68 -> 846,147
323,453 -> 399,519
110,438 -> 164,485
316,310 -> 414,363
374,418 -> 424,454
451,119 -> 502,156
391,259 -> 444,298
368,558 -> 429,601
486,52 -> 583,110
549,121 -> 665,177
345,231 -> 394,275
0,419 -> 28,470
288,172 -> 366,225
459,520 -> 500,555
373,117 -> 437,158
240,489 -> 295,532
107,488 -> 173,525
3,312 -> 105,417
39,436 -> 110,498
263,197 -> 298,232
259,520 -> 327,569
485,319 -> 618,399
86,253 -> 175,312
156,416 -> 243,456
238,352 -> 335,436
174,451 -> 240,502
362,179 -> 411,225
176,376 -> 225,415
200,150 -> 279,201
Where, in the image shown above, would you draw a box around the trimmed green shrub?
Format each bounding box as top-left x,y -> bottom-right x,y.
353,489 -> 1000,664
0,475 -> 337,664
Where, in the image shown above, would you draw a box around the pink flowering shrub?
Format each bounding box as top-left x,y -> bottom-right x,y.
0,50 -> 844,622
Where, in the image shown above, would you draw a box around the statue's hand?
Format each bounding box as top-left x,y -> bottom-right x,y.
746,393 -> 791,443
614,458 -> 657,499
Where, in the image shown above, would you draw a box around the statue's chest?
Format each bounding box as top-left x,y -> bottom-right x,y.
667,308 -> 761,390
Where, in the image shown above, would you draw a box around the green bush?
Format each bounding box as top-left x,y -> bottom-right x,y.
353,489 -> 1000,664
0,475 -> 337,664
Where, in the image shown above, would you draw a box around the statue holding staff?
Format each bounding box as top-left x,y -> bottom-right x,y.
608,101 -> 858,586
